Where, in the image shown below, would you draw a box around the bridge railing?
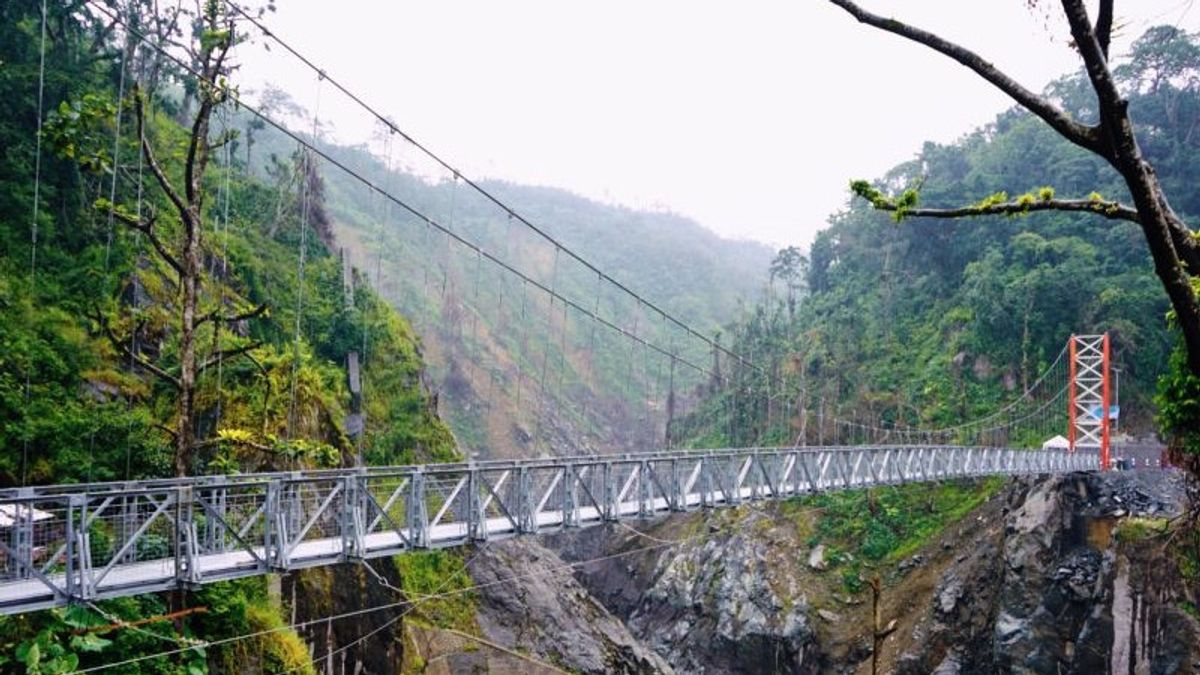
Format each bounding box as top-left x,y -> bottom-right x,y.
0,445 -> 1097,614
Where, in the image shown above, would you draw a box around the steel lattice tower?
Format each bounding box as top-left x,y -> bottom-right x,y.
1068,333 -> 1111,469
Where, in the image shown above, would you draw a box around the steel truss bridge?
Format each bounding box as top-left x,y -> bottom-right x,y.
0,445 -> 1095,615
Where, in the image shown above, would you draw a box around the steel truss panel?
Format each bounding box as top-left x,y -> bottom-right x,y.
0,446 -> 1097,615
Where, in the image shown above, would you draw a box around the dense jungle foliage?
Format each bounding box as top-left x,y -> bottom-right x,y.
679,25 -> 1200,450
0,1 -> 454,487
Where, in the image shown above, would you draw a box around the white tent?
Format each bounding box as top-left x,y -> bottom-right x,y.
0,504 -> 53,528
1041,435 -> 1070,450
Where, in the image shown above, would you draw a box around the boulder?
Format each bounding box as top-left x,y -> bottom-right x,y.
808,544 -> 827,571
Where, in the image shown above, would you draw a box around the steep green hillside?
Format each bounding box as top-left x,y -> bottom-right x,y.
243,115 -> 772,459
0,2 -> 455,671
0,12 -> 454,485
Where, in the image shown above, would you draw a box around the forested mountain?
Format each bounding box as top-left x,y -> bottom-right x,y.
242,115 -> 773,458
682,26 -> 1200,447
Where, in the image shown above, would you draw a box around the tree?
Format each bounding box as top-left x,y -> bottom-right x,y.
103,2 -> 263,476
829,1 -> 1200,380
769,245 -> 808,323
807,232 -> 836,294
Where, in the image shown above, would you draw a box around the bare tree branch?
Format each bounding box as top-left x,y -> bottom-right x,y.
1063,0 -> 1200,276
1061,0 -> 1200,370
184,20 -> 235,210
244,352 -> 273,434
199,341 -> 262,372
826,0 -> 1200,374
108,207 -> 184,276
215,435 -> 286,456
97,315 -> 183,390
207,127 -> 238,154
133,86 -> 189,219
197,302 -> 268,327
153,423 -> 179,442
868,197 -> 1141,223
1096,0 -> 1114,58
827,0 -> 1101,153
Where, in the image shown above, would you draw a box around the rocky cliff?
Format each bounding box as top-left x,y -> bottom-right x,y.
285,470 -> 1200,674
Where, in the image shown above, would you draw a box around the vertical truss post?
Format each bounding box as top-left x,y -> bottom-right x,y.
1102,333 -> 1112,471
638,459 -> 650,519
468,468 -> 485,540
274,484 -> 293,569
563,465 -> 578,528
14,488 -> 33,581
175,487 -> 199,586
205,483 -> 228,554
174,488 -> 186,582
66,495 -> 81,601
341,474 -> 362,559
518,467 -> 535,533
669,459 -> 682,512
1068,335 -> 1077,451
119,489 -> 137,564
601,462 -> 614,521
409,470 -> 428,548
285,478 -> 302,552
264,481 -> 280,569
729,457 -> 743,506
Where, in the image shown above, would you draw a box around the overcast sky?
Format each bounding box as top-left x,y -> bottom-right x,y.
237,1 -> 1198,249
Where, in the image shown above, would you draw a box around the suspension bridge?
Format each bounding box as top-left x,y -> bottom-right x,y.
2,1 -> 1126,621
0,334 -> 1114,616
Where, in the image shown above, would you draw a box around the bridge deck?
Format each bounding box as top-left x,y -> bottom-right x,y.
0,445 -> 1096,615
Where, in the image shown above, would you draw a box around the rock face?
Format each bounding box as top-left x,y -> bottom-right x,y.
809,544 -> 828,570
552,509 -> 821,674
285,561 -> 407,674
543,470 -> 1199,675
624,513 -> 817,674
283,471 -> 1200,674
891,470 -> 1200,675
471,539 -> 673,674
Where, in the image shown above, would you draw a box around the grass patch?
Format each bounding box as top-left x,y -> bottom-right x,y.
244,603 -> 316,675
1116,517 -> 1168,542
795,477 -> 1005,568
393,551 -> 478,633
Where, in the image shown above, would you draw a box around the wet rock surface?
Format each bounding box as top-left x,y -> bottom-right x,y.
1078,469 -> 1184,518
365,469 -> 1200,674
286,562 -> 407,674
471,538 -> 673,674
551,509 -> 822,674
892,469 -> 1199,675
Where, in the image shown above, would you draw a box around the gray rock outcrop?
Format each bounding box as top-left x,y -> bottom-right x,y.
471,539 -> 673,674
